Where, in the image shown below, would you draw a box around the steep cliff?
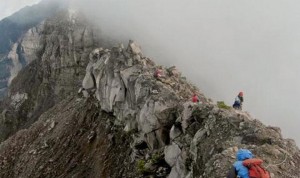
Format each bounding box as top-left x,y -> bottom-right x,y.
0,0 -> 62,98
0,9 -> 100,142
0,42 -> 299,178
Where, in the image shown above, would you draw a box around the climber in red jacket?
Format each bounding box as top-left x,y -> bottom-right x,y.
192,94 -> 199,103
154,69 -> 163,78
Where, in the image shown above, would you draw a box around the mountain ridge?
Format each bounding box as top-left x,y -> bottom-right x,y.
0,3 -> 299,178
0,40 -> 299,177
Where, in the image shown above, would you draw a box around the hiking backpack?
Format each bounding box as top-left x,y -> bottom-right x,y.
243,158 -> 271,178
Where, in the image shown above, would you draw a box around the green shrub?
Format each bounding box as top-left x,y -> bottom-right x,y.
217,101 -> 231,110
137,160 -> 148,174
181,76 -> 187,80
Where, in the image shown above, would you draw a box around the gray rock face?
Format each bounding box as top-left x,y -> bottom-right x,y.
79,42 -> 300,178
7,24 -> 43,85
82,41 -> 200,151
7,43 -> 23,85
164,143 -> 181,167
0,10 -> 99,142
0,0 -> 61,98
10,92 -> 28,109
20,23 -> 44,64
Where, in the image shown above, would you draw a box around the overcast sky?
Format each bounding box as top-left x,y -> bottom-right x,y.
0,0 -> 40,20
1,0 -> 300,145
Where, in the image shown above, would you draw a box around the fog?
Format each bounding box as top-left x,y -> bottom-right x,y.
11,0 -> 300,145
70,0 -> 300,145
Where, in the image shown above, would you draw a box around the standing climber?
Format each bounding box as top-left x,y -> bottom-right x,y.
227,149 -> 270,178
154,68 -> 163,78
192,94 -> 199,103
233,92 -> 244,110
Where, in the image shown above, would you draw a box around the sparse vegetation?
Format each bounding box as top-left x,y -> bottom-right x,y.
137,159 -> 149,174
217,101 -> 231,110
136,152 -> 165,175
150,152 -> 163,164
181,76 -> 187,80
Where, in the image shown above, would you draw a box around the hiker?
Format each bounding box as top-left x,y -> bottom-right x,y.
154,68 -> 163,78
227,149 -> 270,178
192,94 -> 199,103
233,92 -> 244,110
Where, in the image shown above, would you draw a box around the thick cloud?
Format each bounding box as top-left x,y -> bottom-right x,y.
4,0 -> 300,145
71,0 -> 300,145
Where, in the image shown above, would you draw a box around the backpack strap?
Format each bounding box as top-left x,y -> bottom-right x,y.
243,158 -> 263,166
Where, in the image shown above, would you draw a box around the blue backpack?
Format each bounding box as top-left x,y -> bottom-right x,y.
233,101 -> 241,108
233,149 -> 254,178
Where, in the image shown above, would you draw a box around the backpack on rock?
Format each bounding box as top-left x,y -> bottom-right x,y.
243,158 -> 270,178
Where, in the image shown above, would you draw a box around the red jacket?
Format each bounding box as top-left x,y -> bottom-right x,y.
154,69 -> 162,78
192,95 -> 199,103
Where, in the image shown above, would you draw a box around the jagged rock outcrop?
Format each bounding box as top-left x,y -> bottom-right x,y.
0,42 -> 299,178
80,41 -> 204,151
7,23 -> 44,85
80,42 -> 300,177
0,0 -> 62,98
0,10 -> 100,142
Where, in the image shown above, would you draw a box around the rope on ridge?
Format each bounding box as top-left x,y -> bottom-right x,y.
266,151 -> 288,169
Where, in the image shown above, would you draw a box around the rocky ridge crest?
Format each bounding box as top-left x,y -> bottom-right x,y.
79,42 -> 300,178
0,41 -> 299,178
